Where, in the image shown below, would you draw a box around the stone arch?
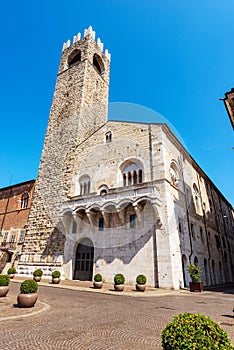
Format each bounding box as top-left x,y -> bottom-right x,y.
68,49 -> 81,67
182,254 -> 189,287
62,210 -> 73,234
98,184 -> 109,196
73,238 -> 94,281
93,53 -> 104,74
120,158 -> 144,186
105,131 -> 112,143
79,175 -> 91,195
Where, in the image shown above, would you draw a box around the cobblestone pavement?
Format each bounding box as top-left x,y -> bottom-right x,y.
0,283 -> 234,349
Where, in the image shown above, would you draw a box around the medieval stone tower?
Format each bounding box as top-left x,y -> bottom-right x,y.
20,26 -> 110,265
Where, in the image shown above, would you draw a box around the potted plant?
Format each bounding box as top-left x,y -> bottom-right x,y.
52,270 -> 61,284
93,273 -> 103,289
33,269 -> 43,282
161,313 -> 234,349
7,267 -> 16,279
136,274 -> 147,292
187,263 -> 203,292
114,273 -> 125,291
0,274 -> 10,297
17,279 -> 38,307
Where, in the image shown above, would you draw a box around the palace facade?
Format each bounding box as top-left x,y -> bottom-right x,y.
1,27 -> 233,289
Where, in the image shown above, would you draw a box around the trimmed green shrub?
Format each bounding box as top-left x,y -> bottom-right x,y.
187,263 -> 201,283
52,270 -> 61,278
114,274 -> 125,285
7,267 -> 16,275
136,274 -> 147,285
161,312 -> 234,350
0,274 -> 10,286
94,274 -> 102,282
20,280 -> 38,294
33,269 -> 43,277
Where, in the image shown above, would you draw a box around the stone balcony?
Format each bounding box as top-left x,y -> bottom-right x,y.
63,181 -> 162,212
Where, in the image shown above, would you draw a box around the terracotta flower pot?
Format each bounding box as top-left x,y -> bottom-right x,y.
33,276 -> 41,282
136,284 -> 146,292
9,274 -> 15,279
93,281 -> 103,289
189,282 -> 204,292
17,293 -> 38,308
0,286 -> 9,297
114,284 -> 124,291
52,277 -> 60,284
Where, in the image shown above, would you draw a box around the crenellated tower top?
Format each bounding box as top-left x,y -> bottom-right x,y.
62,25 -> 111,61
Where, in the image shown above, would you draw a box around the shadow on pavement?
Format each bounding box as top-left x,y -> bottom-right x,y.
204,284 -> 234,294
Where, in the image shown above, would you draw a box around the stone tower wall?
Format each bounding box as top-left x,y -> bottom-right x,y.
21,27 -> 110,263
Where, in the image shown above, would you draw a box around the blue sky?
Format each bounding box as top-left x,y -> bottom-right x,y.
1,1 -> 234,205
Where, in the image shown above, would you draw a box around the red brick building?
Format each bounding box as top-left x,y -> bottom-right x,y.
0,180 -> 35,272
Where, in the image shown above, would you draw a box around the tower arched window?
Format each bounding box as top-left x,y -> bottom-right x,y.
68,49 -> 81,67
105,131 -> 112,143
79,175 -> 91,195
93,54 -> 104,74
120,159 -> 144,187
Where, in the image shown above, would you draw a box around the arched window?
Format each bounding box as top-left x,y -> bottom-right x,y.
120,159 -> 144,187
105,131 -> 112,143
68,49 -> 81,67
193,183 -> 200,211
93,54 -> 104,74
21,192 -> 29,209
169,161 -> 179,186
182,254 -> 189,288
79,175 -> 91,195
98,184 -> 109,196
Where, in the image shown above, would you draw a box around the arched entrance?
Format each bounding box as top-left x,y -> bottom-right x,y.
204,258 -> 210,285
182,254 -> 188,288
73,238 -> 94,281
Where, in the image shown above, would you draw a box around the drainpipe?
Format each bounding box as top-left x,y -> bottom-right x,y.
148,124 -> 153,181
